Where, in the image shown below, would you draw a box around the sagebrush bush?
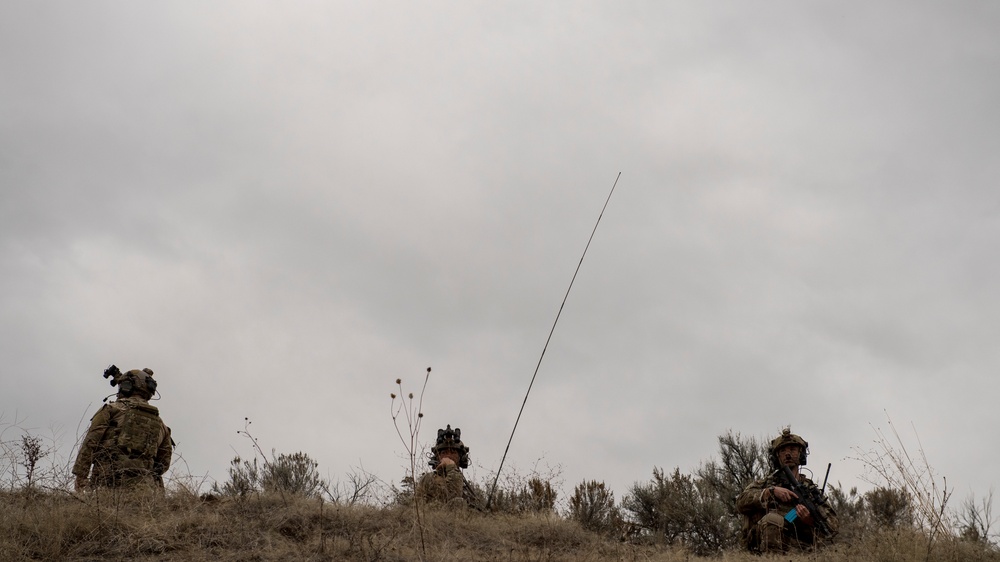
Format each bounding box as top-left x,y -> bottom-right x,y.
487,476 -> 557,515
568,480 -> 622,535
695,430 -> 769,511
263,451 -> 323,497
866,486 -> 914,529
622,466 -> 735,555
213,450 -> 324,499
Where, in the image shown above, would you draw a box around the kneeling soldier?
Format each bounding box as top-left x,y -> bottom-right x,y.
736,428 -> 838,553
416,425 -> 474,507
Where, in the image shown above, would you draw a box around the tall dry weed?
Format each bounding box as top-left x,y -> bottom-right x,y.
852,413 -> 956,558
390,367 -> 432,559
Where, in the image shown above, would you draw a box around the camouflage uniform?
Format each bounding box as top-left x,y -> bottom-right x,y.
73,368 -> 172,490
735,429 -> 838,553
736,471 -> 839,552
416,425 -> 474,507
417,463 -> 466,505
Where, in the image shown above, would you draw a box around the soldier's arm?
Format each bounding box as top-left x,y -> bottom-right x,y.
736,479 -> 772,514
72,405 -> 113,478
153,425 -> 173,476
442,464 -> 464,499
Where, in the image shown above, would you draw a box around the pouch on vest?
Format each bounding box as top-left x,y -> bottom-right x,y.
115,403 -> 161,460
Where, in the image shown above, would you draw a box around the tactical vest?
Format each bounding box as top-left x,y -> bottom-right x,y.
113,402 -> 162,469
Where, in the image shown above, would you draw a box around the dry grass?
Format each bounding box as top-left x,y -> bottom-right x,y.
2,488 -> 999,562
3,415 -> 995,560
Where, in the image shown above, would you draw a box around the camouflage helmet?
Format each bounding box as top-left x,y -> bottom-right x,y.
115,368 -> 158,400
428,424 -> 470,469
769,427 -> 808,467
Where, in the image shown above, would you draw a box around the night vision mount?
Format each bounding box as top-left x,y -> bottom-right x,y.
436,425 -> 462,446
103,364 -> 123,386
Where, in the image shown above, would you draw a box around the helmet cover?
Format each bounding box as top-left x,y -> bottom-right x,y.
119,368 -> 158,400
769,427 -> 808,467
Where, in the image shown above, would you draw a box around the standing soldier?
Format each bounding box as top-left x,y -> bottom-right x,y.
416,425 -> 474,507
73,365 -> 173,492
736,428 -> 838,553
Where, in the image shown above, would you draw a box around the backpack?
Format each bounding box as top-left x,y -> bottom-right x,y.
115,402 -> 162,462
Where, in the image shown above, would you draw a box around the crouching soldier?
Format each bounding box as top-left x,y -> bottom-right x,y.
736,428 -> 838,553
73,366 -> 173,492
416,425 -> 475,508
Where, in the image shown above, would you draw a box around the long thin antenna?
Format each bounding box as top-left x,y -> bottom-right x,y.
486,172 -> 622,509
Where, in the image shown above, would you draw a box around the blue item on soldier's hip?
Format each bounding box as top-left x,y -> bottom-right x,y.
784,508 -> 798,523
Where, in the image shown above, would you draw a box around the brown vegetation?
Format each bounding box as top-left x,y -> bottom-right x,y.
2,409 -> 998,561
1,487 -> 999,562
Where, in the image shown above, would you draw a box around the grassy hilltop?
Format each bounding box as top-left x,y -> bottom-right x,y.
3,419 -> 999,561
2,486 -> 999,562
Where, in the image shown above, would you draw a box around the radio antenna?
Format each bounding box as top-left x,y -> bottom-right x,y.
486,172 -> 621,509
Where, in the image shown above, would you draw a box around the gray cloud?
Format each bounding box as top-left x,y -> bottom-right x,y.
2,1 -> 998,502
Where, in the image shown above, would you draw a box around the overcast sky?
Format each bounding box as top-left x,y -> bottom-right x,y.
2,1 -> 999,507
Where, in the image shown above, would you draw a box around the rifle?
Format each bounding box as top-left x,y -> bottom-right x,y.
462,477 -> 485,512
778,464 -> 836,539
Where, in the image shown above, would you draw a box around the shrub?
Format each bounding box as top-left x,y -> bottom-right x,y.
826,483 -> 866,541
263,451 -> 322,497
695,430 -> 769,510
216,455 -> 262,498
214,450 -> 325,498
19,435 -> 46,490
621,431 -> 769,554
489,476 -> 557,514
957,491 -> 998,547
622,466 -> 734,554
568,480 -> 622,535
866,486 -> 914,529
